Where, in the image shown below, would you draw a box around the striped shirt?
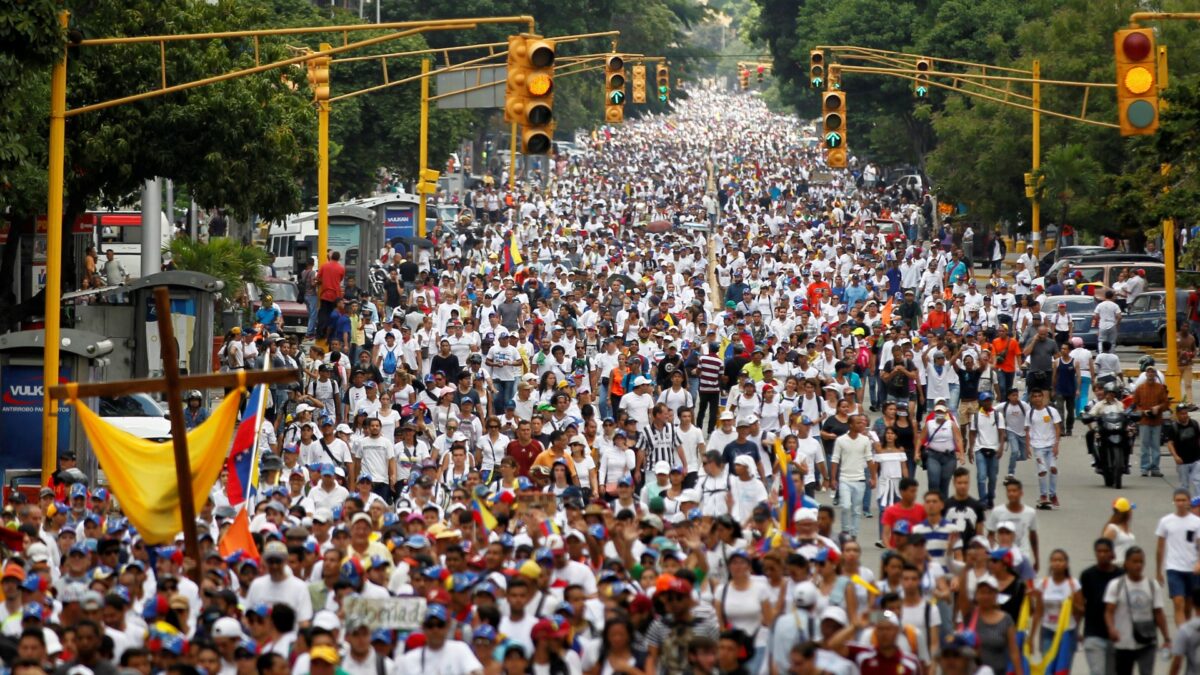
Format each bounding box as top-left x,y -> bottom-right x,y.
638,423 -> 681,467
912,519 -> 957,562
698,354 -> 724,392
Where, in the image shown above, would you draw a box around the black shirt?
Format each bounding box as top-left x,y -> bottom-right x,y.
957,367 -> 982,401
820,415 -> 851,458
1167,419 -> 1200,465
1080,564 -> 1124,638
944,495 -> 986,544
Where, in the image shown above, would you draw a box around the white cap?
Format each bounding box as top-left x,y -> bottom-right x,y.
976,574 -> 1001,590
794,507 -> 818,523
312,610 -> 342,632
821,606 -> 849,626
734,455 -> 755,470
719,410 -> 735,421
679,489 -> 701,503
26,542 -> 49,563
653,460 -> 671,475
996,520 -> 1017,532
295,404 -> 315,414
212,617 -> 244,639
335,424 -> 353,434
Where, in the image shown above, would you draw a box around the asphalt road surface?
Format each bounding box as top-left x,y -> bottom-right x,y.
837,346 -> 1187,674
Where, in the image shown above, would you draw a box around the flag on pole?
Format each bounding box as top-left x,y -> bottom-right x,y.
217,506 -> 260,561
225,384 -> 268,506
774,439 -> 798,536
880,296 -> 894,327
509,231 -> 524,266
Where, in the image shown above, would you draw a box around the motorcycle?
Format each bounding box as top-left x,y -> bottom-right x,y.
368,262 -> 389,298
1081,409 -> 1141,489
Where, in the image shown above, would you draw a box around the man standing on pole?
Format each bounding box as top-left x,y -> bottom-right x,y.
316,251 -> 345,344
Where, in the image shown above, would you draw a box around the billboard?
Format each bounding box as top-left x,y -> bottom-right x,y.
0,364 -> 72,474
384,207 -> 415,242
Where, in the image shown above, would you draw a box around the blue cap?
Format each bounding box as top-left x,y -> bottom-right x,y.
70,484 -> 87,499
320,464 -> 336,477
69,542 -> 90,556
425,603 -> 449,622
92,488 -> 108,502
617,476 -> 633,487
246,603 -> 271,617
22,602 -> 43,620
370,629 -> 394,645
159,633 -> 187,655
473,581 -> 498,597
406,535 -> 430,549
516,477 -> 533,491
367,555 -> 390,570
535,548 -> 554,564
20,575 -> 42,592
978,391 -> 993,402
473,624 -> 498,642
588,524 -> 607,540
449,573 -> 477,592
688,507 -> 704,521
893,520 -> 912,535
420,565 -> 445,580
498,534 -> 515,549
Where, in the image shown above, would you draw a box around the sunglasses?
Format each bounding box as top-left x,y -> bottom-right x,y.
424,620 -> 447,629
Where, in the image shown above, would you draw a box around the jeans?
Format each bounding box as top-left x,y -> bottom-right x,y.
997,370 -> 1015,397
862,480 -> 873,516
1082,636 -> 1114,675
1005,430 -> 1027,475
1139,424 -> 1162,473
1178,461 -> 1200,497
948,383 -> 961,412
688,377 -> 700,412
1077,376 -> 1091,416
975,449 -> 1000,506
838,480 -> 866,538
1114,645 -> 1155,675
305,294 -> 319,336
869,373 -> 883,408
925,451 -> 957,498
1053,393 -> 1076,433
495,379 -> 516,415
1034,445 -> 1058,498
1099,325 -> 1119,353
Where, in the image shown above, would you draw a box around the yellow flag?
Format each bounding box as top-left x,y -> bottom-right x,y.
70,390 -> 241,543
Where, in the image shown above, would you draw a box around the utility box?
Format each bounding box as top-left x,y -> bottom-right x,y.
0,329 -> 114,480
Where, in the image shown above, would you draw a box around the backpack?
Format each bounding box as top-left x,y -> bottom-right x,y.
382,347 -> 398,375
855,344 -> 871,369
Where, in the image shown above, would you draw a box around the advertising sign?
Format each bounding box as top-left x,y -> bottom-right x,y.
146,297 -> 197,376
384,207 -> 415,242
0,365 -> 72,473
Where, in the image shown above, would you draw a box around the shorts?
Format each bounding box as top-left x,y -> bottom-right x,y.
960,396 -> 979,417
1167,570 -> 1200,598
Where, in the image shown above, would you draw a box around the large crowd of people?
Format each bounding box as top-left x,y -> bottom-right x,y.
10,88 -> 1200,675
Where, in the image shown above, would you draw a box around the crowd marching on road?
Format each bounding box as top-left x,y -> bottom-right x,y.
15,88 -> 1200,675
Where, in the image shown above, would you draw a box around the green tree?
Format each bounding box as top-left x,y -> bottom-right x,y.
1036,143 -> 1103,243
166,236 -> 269,303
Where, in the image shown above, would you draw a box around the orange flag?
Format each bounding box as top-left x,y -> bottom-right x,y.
880,297 -> 894,327
218,507 -> 259,561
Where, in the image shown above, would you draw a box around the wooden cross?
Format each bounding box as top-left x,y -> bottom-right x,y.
48,287 -> 298,580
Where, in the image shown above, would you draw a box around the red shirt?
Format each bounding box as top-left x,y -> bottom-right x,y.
317,261 -> 345,302
848,645 -> 920,675
506,439 -> 544,477
882,502 -> 927,548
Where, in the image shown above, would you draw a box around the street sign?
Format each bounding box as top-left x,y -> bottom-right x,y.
435,65 -> 506,109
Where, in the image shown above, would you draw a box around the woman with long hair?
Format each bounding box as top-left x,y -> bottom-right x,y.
839,540 -> 875,619
1102,497 -> 1138,563
714,550 -> 773,675
544,459 -> 576,497
587,616 -> 645,675
537,371 -> 559,405
1030,549 -> 1083,668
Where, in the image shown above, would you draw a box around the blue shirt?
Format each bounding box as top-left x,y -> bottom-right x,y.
844,284 -> 868,307
255,305 -> 282,326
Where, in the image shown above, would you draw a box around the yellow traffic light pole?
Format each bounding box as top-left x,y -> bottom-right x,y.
420,58 -> 432,235
41,15 -> 536,481
1031,60 -> 1041,259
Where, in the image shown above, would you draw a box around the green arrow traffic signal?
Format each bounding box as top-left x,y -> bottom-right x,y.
609,90 -> 625,104
824,132 -> 842,148
811,76 -> 823,88
915,85 -> 928,97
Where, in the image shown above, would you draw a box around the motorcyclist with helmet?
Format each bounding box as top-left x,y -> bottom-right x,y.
1084,383 -> 1133,484
183,390 -> 210,430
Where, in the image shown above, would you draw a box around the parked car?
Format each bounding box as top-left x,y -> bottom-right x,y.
1042,294 -> 1100,349
1037,246 -> 1111,276
100,393 -> 171,442
247,278 -> 308,335
1119,290 -> 1191,347
1035,258 -> 1163,295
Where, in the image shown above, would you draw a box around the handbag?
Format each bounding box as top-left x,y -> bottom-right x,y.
1123,578 -> 1158,646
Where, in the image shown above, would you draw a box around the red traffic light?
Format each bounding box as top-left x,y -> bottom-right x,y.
757,65 -> 765,74
1121,31 -> 1152,61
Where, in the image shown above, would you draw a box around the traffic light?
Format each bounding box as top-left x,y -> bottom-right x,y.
1114,27 -> 1159,136
828,64 -> 841,90
822,91 -> 847,168
306,52 -> 330,101
914,58 -> 931,98
631,64 -> 646,103
503,35 -> 556,153
809,50 -> 824,89
756,64 -> 765,83
656,63 -> 670,102
738,65 -> 749,90
417,168 -> 440,195
605,55 -> 625,124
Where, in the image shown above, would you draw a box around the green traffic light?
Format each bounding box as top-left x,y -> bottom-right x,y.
609,90 -> 625,104
824,132 -> 842,148
811,77 -> 823,88
658,85 -> 669,93
915,86 -> 928,97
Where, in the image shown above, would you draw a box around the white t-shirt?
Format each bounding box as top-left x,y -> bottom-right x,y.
985,504 -> 1038,563
244,573 -> 314,622
719,578 -> 772,642
1155,512 -> 1200,572
396,640 -> 483,674
677,425 -> 706,475
794,436 -> 825,485
1038,576 -> 1079,630
1026,406 -> 1061,448
619,392 -> 654,429
1103,575 -> 1164,651
1093,301 -> 1122,330
351,435 -> 394,482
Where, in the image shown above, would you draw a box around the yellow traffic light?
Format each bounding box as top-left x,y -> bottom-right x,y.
809,50 -> 824,89
738,65 -> 749,90
828,64 -> 841,90
306,52 -> 330,102
822,91 -> 847,168
504,35 -> 530,124
914,58 -> 931,98
1114,27 -> 1159,136
631,64 -> 647,103
656,63 -> 670,102
521,37 -> 555,154
605,55 -> 625,124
